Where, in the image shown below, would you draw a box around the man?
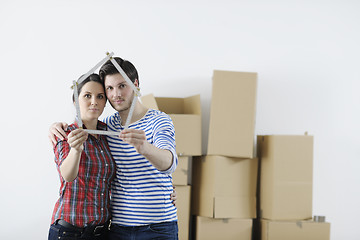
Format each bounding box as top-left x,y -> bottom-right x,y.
49,57 -> 178,239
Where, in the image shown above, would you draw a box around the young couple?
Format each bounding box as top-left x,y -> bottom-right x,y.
48,57 -> 179,240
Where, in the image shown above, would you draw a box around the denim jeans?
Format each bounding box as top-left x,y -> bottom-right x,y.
107,221 -> 178,240
48,222 -> 108,240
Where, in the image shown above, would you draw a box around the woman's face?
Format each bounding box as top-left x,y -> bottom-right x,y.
78,81 -> 106,122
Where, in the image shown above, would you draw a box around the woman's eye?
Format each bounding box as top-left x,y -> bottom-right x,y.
84,94 -> 91,98
120,84 -> 126,89
98,95 -> 104,99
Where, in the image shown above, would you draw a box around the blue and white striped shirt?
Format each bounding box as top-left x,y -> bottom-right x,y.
103,109 -> 178,226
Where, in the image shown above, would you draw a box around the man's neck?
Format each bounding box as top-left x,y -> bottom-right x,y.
119,101 -> 148,126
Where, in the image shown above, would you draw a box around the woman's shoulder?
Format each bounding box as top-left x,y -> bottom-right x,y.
66,123 -> 79,132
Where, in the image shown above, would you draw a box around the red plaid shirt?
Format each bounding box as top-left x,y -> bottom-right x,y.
51,121 -> 116,227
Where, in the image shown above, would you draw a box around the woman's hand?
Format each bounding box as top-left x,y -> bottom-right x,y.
67,129 -> 88,152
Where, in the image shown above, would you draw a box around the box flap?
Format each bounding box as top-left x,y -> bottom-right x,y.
140,93 -> 159,110
184,94 -> 201,115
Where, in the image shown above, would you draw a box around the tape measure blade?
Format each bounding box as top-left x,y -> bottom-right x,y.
73,81 -> 83,128
78,52 -> 114,84
124,95 -> 138,129
84,129 -> 120,136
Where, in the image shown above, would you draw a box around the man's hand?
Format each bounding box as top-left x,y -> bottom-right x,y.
119,129 -> 148,155
119,128 -> 173,171
48,122 -> 68,145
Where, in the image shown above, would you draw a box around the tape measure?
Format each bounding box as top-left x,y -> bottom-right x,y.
71,52 -> 139,135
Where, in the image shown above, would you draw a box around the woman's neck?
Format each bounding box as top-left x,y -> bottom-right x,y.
82,119 -> 98,130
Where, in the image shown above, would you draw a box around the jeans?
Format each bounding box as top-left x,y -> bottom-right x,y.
107,221 -> 178,240
48,222 -> 108,240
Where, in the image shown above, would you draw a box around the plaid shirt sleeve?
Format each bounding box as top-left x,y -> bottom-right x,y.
54,135 -> 71,168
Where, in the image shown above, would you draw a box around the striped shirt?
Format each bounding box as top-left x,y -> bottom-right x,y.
103,109 -> 178,226
51,121 -> 116,227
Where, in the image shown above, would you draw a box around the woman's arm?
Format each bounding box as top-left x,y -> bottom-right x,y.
59,129 -> 88,182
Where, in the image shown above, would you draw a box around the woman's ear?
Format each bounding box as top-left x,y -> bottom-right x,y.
134,79 -> 139,87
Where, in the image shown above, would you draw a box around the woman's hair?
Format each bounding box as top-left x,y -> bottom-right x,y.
72,73 -> 104,102
99,57 -> 139,86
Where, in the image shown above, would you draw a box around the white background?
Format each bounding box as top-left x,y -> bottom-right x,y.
0,0 -> 359,239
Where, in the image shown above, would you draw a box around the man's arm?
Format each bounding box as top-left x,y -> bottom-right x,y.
48,122 -> 69,145
119,129 -> 173,171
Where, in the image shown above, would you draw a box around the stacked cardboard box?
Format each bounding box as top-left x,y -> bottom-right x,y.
142,70 -> 332,239
256,135 -> 331,240
191,70 -> 258,240
141,94 -> 202,240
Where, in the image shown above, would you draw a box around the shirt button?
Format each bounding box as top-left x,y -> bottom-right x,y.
101,150 -> 104,153
101,208 -> 104,211
105,164 -> 108,167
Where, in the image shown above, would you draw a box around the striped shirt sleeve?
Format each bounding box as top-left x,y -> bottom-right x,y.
152,113 -> 178,175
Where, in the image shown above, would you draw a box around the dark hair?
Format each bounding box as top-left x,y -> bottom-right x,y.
99,57 -> 139,86
72,73 -> 104,102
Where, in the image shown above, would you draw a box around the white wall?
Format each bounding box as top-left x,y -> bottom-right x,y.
0,0 -> 359,239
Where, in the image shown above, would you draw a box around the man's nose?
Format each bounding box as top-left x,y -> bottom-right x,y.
114,89 -> 122,98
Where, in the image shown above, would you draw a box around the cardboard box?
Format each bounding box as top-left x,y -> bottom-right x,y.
261,219 -> 330,240
176,185 -> 191,240
195,216 -> 253,240
141,94 -> 201,156
172,156 -> 192,185
207,70 -> 257,158
257,135 -> 313,220
191,155 -> 258,218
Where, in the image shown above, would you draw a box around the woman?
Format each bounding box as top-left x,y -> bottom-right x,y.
48,74 -> 116,240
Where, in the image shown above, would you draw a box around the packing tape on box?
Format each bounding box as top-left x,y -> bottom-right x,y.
72,52 -> 139,135
313,216 -> 326,222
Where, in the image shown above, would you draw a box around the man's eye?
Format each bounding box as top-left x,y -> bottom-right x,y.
120,84 -> 125,88
106,86 -> 112,90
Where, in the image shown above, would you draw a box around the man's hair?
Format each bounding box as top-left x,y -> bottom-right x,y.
72,73 -> 104,102
99,57 -> 139,86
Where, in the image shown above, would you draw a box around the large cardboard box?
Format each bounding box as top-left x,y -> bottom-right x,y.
257,135 -> 313,220
172,156 -> 192,185
261,219 -> 331,240
195,216 -> 253,240
176,185 -> 191,240
207,70 -> 257,158
191,155 -> 258,218
141,94 -> 201,156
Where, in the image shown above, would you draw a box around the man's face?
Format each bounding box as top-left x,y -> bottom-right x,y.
104,73 -> 137,113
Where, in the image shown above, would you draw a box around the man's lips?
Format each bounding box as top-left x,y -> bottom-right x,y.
113,99 -> 124,104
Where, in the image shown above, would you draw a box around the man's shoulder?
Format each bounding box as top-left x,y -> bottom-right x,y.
103,112 -> 119,125
146,109 -> 172,122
